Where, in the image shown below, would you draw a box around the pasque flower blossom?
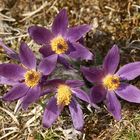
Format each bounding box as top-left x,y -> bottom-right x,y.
28,9 -> 93,68
0,42 -> 57,109
41,79 -> 97,130
81,45 -> 140,120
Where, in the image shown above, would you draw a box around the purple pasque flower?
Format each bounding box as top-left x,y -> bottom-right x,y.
42,79 -> 96,130
81,45 -> 140,120
0,42 -> 57,109
28,9 -> 93,68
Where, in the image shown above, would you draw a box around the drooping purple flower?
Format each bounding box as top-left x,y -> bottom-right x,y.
28,9 -> 93,68
0,42 -> 57,109
0,39 -> 19,60
41,79 -> 97,130
81,45 -> 140,120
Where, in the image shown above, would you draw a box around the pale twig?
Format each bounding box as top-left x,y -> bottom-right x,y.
0,130 -> 17,140
0,13 -> 15,22
20,106 -> 42,117
0,107 -> 19,126
132,4 -> 140,9
0,32 -> 12,35
23,106 -> 42,128
14,100 -> 22,114
21,0 -> 57,21
0,127 -> 18,132
9,134 -> 19,140
123,40 -> 140,50
4,34 -> 28,41
105,6 -> 115,11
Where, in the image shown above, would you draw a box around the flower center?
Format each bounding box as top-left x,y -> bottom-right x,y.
50,36 -> 68,54
24,70 -> 41,87
57,84 -> 72,106
103,75 -> 120,91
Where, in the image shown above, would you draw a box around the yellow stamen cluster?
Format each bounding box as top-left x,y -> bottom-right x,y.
103,74 -> 120,91
24,70 -> 41,87
50,36 -> 68,54
57,84 -> 72,106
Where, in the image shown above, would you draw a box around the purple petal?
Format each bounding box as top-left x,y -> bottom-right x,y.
0,76 -> 18,85
103,45 -> 120,74
42,97 -> 62,128
69,43 -> 93,60
0,64 -> 25,80
71,88 -> 100,109
81,66 -> 104,83
52,9 -> 68,36
39,45 -> 54,57
116,62 -> 140,80
72,88 -> 100,110
78,37 -> 85,45
19,42 -> 36,69
2,84 -> 28,101
44,79 -> 65,88
58,55 -> 71,69
90,85 -> 106,104
106,91 -> 121,121
41,79 -> 64,95
40,88 -> 52,96
66,25 -> 91,42
65,42 -> 76,54
66,80 -> 84,88
0,39 -> 19,60
116,83 -> 140,103
38,54 -> 58,75
28,26 -> 53,45
72,88 -> 90,103
21,86 -> 41,109
69,98 -> 84,130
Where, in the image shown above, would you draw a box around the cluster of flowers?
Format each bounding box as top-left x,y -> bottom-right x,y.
0,9 -> 140,130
